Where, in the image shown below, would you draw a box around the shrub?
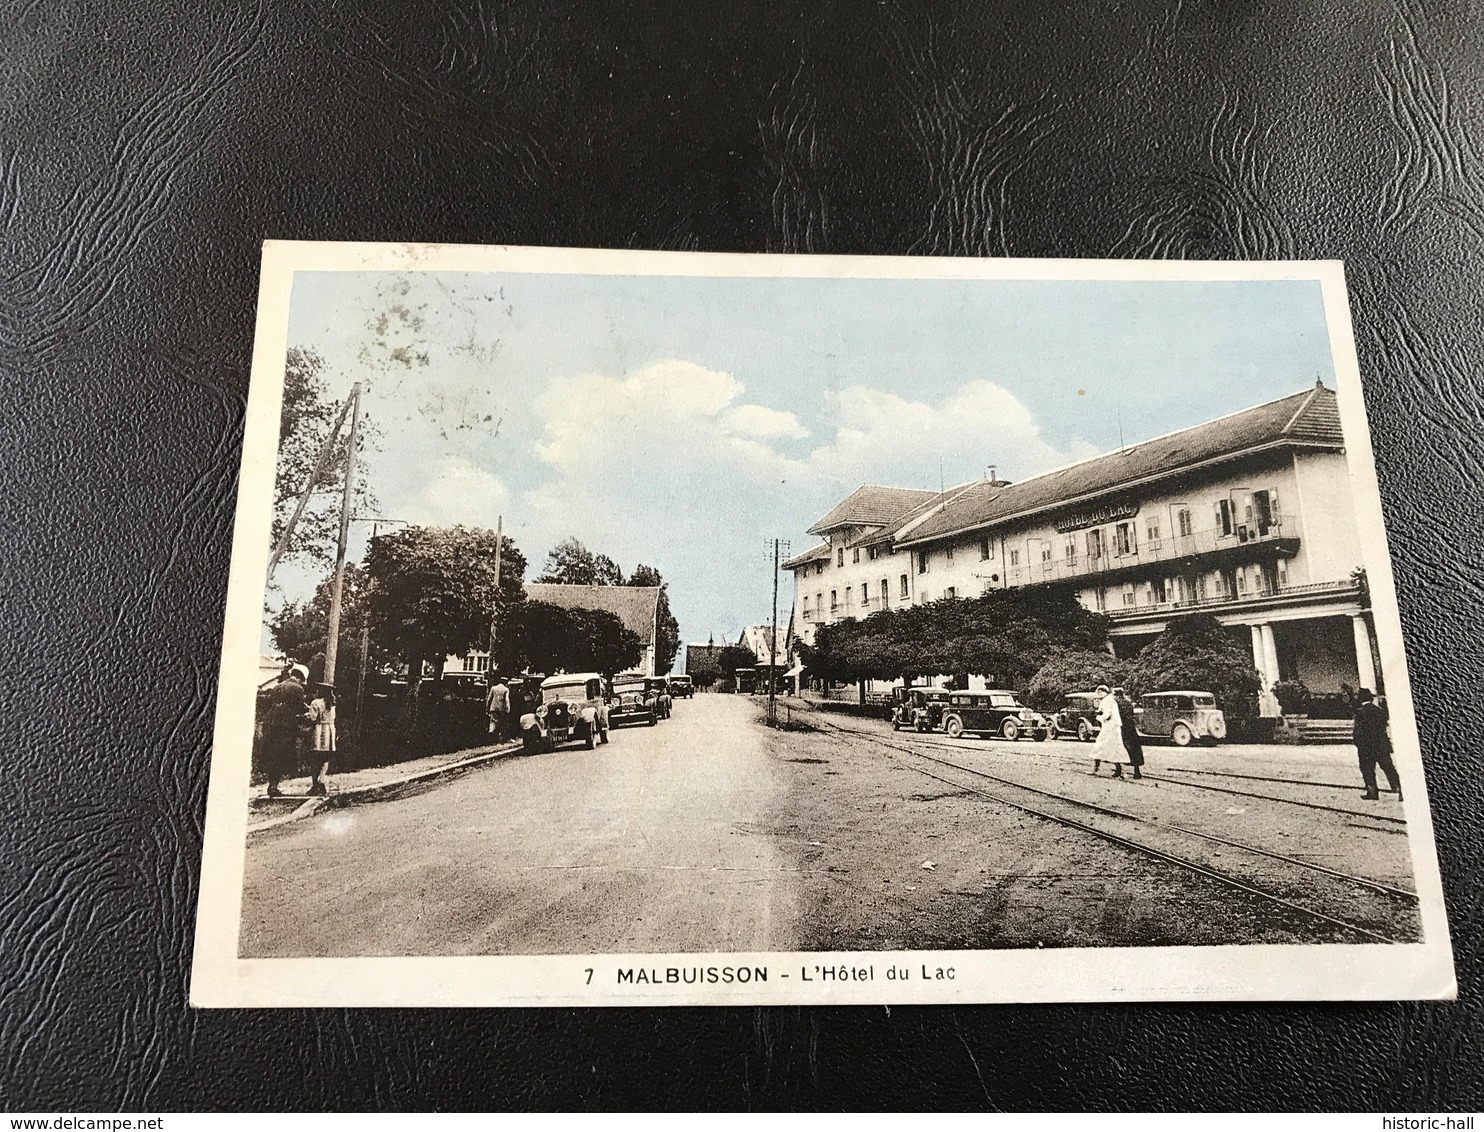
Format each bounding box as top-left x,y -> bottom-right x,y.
1125,614 -> 1262,721
1024,648 -> 1128,713
1272,678 -> 1312,716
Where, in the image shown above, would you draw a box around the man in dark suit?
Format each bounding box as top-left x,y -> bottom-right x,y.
1113,687 -> 1144,780
1353,688 -> 1401,801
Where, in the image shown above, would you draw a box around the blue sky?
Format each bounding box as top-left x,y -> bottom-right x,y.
277,269 -> 1334,650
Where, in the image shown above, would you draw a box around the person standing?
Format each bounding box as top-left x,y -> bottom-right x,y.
486,672 -> 512,740
307,682 -> 336,796
256,663 -> 312,797
1353,687 -> 1401,801
1113,687 -> 1144,780
1090,684 -> 1129,777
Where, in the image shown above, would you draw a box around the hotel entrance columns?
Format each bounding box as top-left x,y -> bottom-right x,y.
1352,613 -> 1378,693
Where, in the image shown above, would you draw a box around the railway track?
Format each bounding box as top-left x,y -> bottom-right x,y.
810,715 -> 1419,945
894,729 -> 1407,828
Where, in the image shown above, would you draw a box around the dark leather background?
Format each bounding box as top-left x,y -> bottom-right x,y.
3,0 -> 1481,1111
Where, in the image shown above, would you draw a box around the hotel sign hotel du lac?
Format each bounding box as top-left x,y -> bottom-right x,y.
191,244 -> 1453,1007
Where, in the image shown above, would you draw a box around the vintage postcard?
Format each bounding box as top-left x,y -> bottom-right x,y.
191,243 -> 1455,1006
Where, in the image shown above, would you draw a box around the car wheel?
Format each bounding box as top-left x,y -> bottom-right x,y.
892,718 -> 902,731
1077,719 -> 1092,742
1034,730 -> 1049,742
1001,719 -> 1019,741
944,716 -> 964,739
1171,722 -> 1193,747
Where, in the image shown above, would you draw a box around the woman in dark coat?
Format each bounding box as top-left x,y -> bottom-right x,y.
1113,687 -> 1144,780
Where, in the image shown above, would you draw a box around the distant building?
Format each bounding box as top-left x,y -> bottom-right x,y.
685,641 -> 725,682
448,583 -> 663,677
786,383 -> 1380,714
524,583 -> 662,676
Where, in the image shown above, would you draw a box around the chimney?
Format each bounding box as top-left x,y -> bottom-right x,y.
984,465 -> 1010,488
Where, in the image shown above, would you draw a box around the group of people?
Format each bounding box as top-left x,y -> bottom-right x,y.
254,663 -> 337,797
1087,685 -> 1144,779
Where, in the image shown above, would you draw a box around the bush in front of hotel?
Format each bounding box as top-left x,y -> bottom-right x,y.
1125,614 -> 1262,722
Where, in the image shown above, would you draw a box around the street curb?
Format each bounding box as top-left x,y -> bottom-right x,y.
245,740 -> 524,836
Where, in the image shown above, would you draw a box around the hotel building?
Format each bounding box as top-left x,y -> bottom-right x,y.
783,382 -> 1380,714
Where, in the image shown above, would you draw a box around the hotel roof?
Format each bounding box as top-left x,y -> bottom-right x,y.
806,485 -> 941,535
897,384 -> 1344,546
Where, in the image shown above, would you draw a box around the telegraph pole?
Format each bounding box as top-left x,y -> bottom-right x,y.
488,515 -> 503,667
769,538 -> 779,726
322,383 -> 362,685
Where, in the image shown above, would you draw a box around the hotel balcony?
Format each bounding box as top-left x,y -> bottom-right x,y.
1105,577 -> 1363,625
1004,520 -> 1301,592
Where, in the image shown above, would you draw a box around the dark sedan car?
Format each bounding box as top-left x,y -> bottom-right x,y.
941,690 -> 1050,741
1052,691 -> 1104,741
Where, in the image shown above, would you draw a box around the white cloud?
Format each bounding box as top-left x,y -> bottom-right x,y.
403,457 -> 510,529
723,404 -> 808,440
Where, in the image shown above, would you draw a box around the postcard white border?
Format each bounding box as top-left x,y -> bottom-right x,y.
190,243 -> 1456,1007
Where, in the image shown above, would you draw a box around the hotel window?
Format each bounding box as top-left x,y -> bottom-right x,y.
1115,521 -> 1137,557
1010,548 -> 1021,566
880,578 -> 890,606
1146,517 -> 1161,548
1176,507 -> 1193,538
1041,543 -> 1054,567
979,537 -> 992,560
1064,537 -> 1077,564
900,574 -> 909,598
918,550 -> 930,574
837,547 -> 845,567
1151,577 -> 1167,603
860,584 -> 870,605
946,544 -> 955,565
816,593 -> 823,616
1276,558 -> 1289,589
830,590 -> 838,611
1094,587 -> 1107,611
868,545 -> 878,560
945,586 -> 957,599
1121,584 -> 1137,607
852,547 -> 861,564
1086,528 -> 1104,560
1215,499 -> 1235,537
815,562 -> 824,576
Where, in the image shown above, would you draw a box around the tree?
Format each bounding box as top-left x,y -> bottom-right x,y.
628,563 -> 680,675
1124,614 -> 1262,720
271,348 -> 378,571
1024,648 -> 1128,712
363,525 -> 526,688
798,588 -> 1111,691
717,645 -> 759,676
497,601 -> 643,676
268,563 -> 374,683
536,537 -> 624,586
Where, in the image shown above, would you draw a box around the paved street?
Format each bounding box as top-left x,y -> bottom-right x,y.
239,694 -> 1420,957
239,695 -> 802,957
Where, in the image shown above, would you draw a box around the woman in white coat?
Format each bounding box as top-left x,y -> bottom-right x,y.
1090,684 -> 1129,777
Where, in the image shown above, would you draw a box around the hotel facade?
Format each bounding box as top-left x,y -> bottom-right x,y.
783,383 -> 1380,714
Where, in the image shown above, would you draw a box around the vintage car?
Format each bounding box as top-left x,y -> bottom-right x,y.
519,673 -> 610,752
941,690 -> 1051,741
609,675 -> 662,727
1135,691 -> 1227,746
1052,691 -> 1104,741
644,677 -> 674,719
668,675 -> 694,698
889,686 -> 950,732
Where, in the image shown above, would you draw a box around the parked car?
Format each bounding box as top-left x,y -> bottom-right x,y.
644,677 -> 674,719
519,673 -> 610,752
889,686 -> 950,732
669,675 -> 694,698
941,690 -> 1050,741
1052,691 -> 1104,741
1135,691 -> 1227,746
422,670 -> 488,702
609,675 -> 661,727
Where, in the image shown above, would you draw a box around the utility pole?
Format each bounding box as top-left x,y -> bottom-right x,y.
769,538 -> 779,727
322,383 -> 362,685
266,392 -> 355,580
488,515 -> 503,668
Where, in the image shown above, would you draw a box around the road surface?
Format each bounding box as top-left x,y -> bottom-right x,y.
239,694 -> 801,957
